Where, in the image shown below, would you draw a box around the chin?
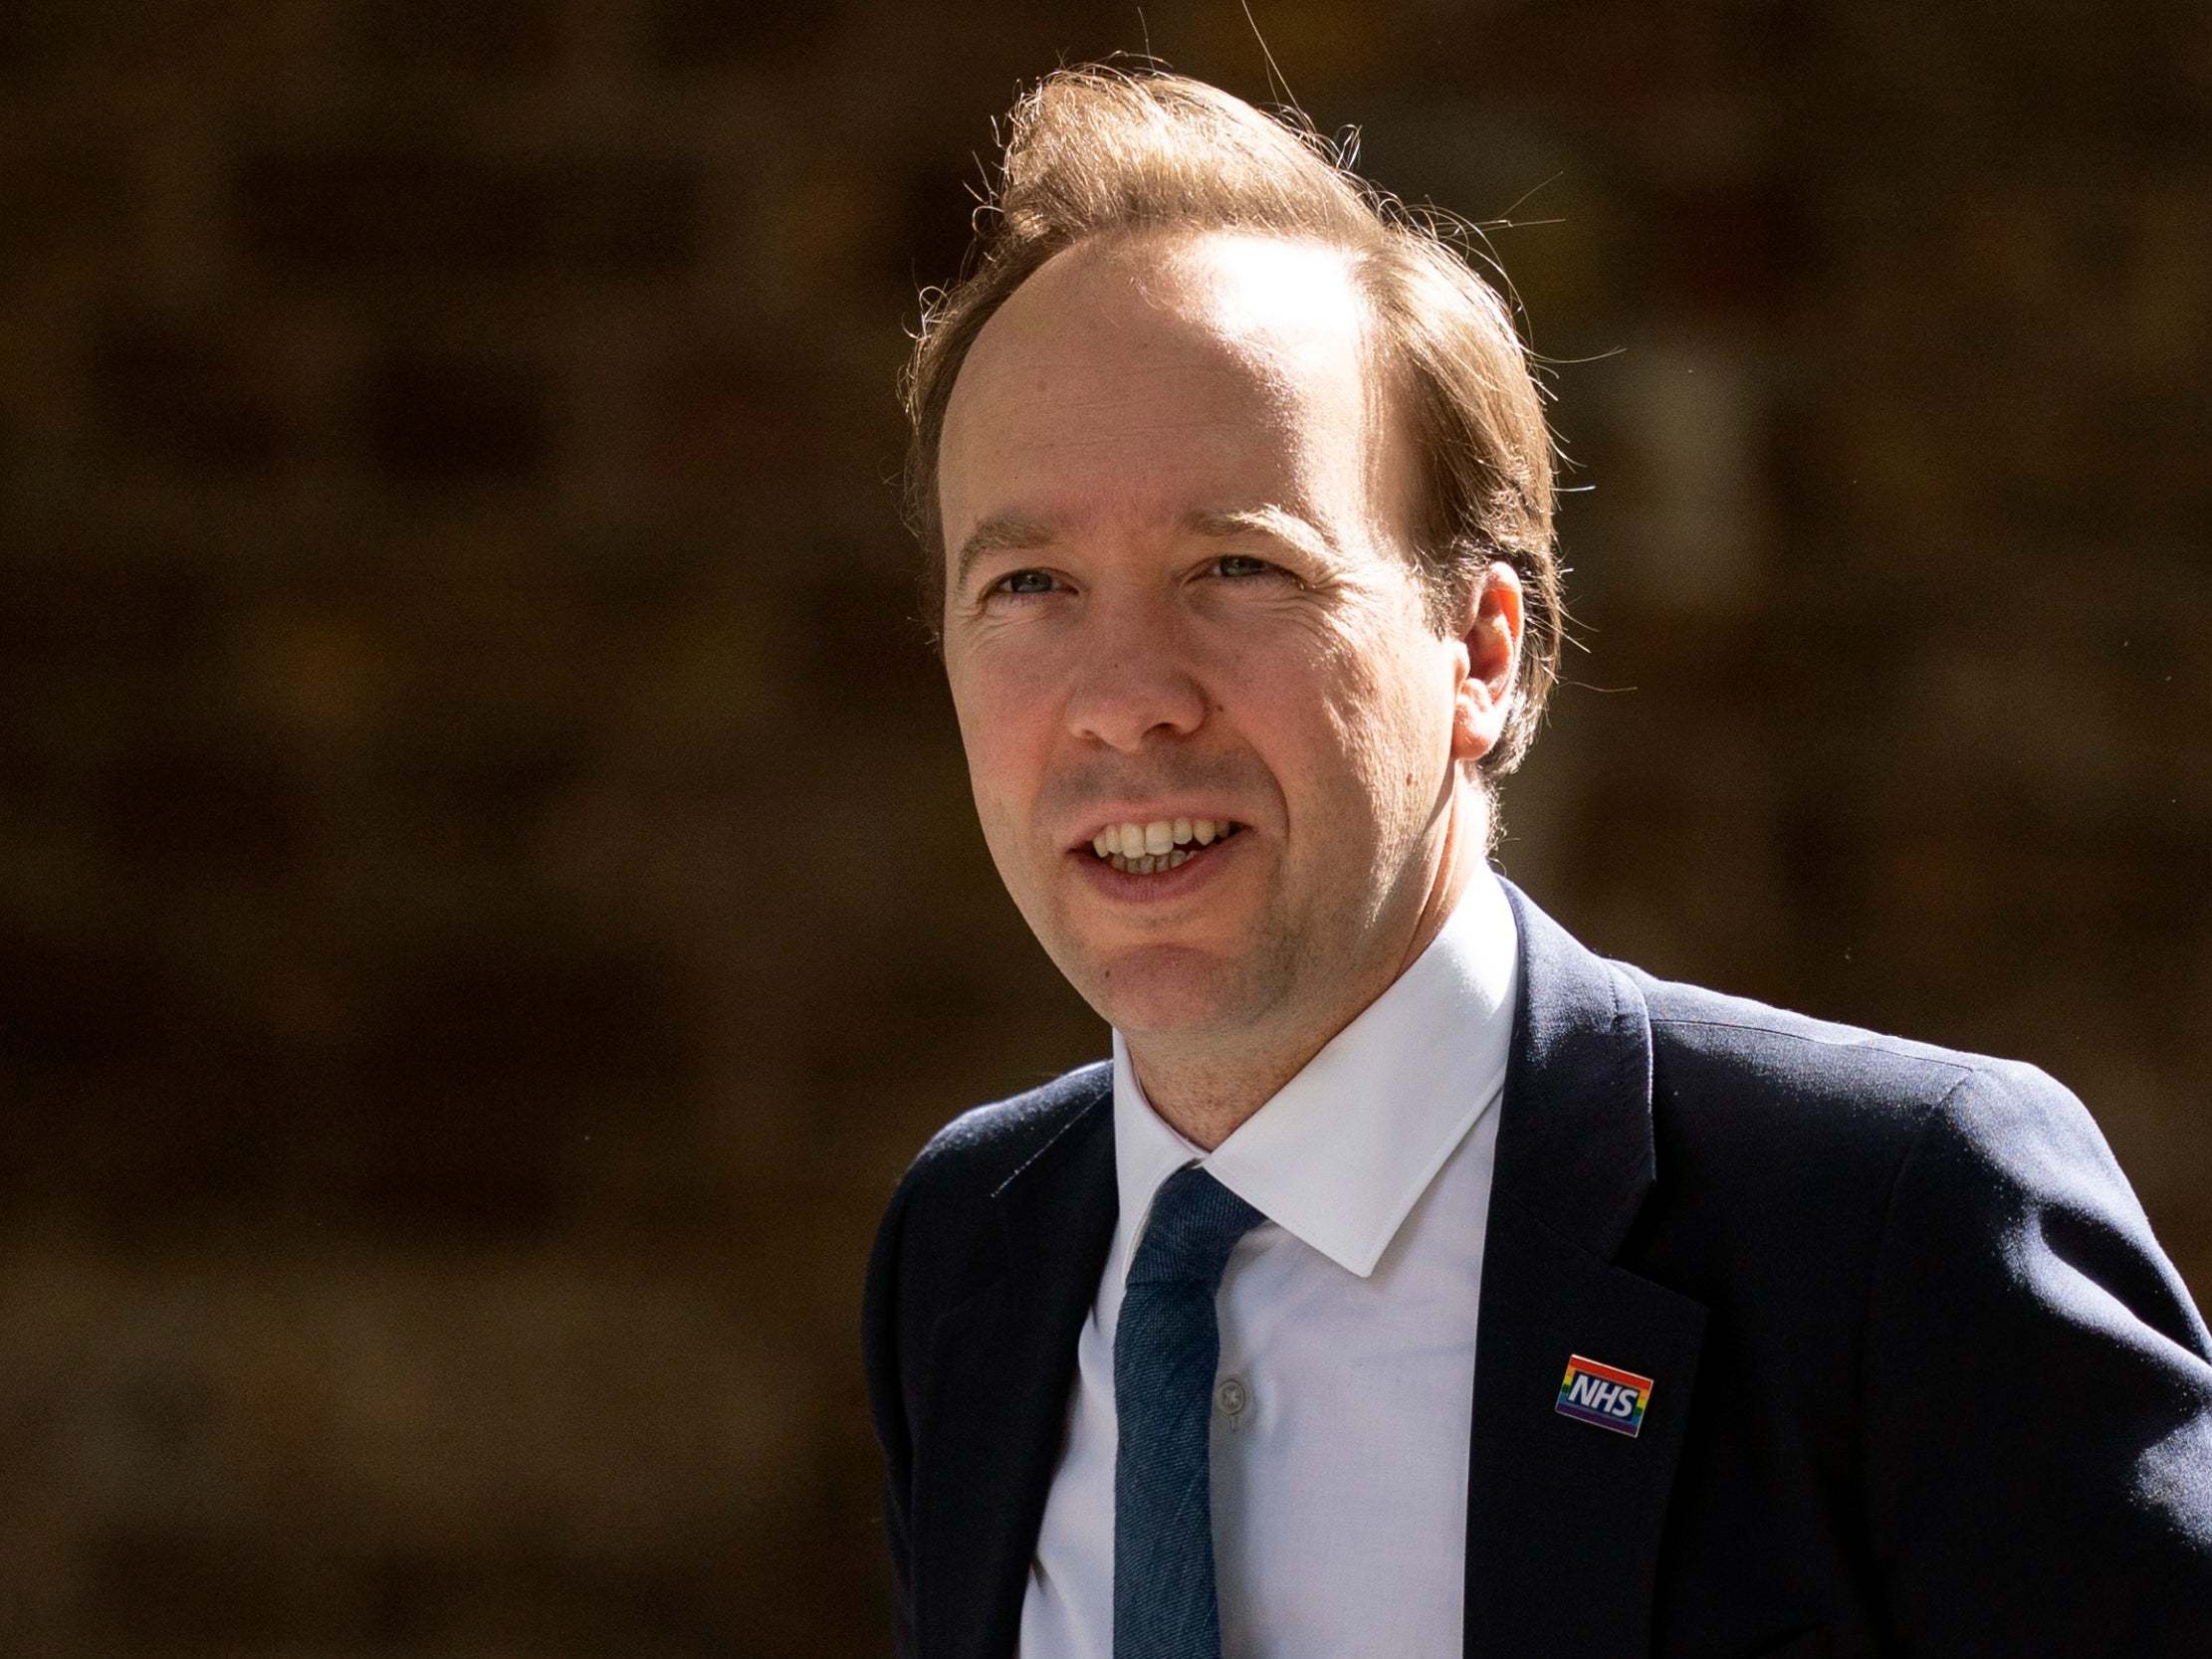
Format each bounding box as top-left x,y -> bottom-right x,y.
1067,940 -> 1278,1038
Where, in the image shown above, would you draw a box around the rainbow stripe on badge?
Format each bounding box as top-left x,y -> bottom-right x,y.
1555,1353 -> 1654,1437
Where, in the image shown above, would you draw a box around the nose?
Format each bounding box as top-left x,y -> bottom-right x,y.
1064,597 -> 1209,752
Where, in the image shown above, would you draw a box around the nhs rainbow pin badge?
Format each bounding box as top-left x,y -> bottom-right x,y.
1555,1353 -> 1654,1437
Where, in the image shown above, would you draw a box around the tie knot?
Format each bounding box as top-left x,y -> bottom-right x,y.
1127,1164 -> 1264,1291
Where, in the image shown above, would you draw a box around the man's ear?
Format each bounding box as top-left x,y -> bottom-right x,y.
1451,559 -> 1524,765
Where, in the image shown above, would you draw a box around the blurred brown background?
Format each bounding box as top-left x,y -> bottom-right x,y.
2,1 -> 2206,1654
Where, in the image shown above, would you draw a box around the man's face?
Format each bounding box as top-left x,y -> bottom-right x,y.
938,230 -> 1499,1055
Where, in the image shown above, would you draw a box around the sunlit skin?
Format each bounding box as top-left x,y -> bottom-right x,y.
939,230 -> 1523,1148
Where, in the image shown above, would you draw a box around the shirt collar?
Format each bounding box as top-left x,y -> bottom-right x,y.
1111,863 -> 1520,1280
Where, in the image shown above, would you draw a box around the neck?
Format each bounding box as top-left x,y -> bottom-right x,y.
1124,782 -> 1486,1150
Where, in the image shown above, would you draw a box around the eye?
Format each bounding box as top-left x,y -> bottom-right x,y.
987,568 -> 1062,600
1212,552 -> 1299,585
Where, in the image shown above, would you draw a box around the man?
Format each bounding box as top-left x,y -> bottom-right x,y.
864,68 -> 2212,1658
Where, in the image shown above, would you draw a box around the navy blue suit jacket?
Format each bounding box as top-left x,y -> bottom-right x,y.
864,883 -> 2212,1656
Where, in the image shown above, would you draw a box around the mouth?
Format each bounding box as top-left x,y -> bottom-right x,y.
1076,816 -> 1244,876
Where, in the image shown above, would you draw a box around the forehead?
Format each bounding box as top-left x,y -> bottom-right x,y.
938,230 -> 1403,551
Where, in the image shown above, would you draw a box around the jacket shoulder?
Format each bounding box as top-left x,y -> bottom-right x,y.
1632,965 -> 1990,1080
1614,962 -> 2204,1365
1612,963 -> 2118,1293
1621,963 -> 2063,1135
895,1059 -> 1113,1207
866,1060 -> 1113,1339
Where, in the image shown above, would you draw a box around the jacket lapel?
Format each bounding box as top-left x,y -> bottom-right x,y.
913,1081 -> 1117,1659
1466,885 -> 1709,1657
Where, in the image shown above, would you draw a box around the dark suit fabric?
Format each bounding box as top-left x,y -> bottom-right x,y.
864,883 -> 2212,1657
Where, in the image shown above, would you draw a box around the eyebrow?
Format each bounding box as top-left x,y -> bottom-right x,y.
1183,506 -> 1333,563
952,505 -> 1332,591
952,514 -> 1059,593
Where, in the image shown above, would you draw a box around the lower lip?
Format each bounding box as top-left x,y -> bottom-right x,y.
1069,833 -> 1242,903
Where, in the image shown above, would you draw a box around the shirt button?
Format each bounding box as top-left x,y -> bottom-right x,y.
1215,1375 -> 1249,1418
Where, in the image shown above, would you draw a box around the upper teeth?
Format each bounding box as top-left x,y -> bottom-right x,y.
1090,818 -> 1234,858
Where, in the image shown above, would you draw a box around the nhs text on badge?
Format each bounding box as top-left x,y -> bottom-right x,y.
1555,1354 -> 1654,1437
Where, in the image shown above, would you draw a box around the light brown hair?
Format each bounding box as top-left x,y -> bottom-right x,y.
902,67 -> 1563,777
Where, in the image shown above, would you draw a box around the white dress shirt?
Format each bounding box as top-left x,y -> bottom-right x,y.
1017,867 -> 1520,1659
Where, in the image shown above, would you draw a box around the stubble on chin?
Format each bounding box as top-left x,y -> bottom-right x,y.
1059,923 -> 1304,1047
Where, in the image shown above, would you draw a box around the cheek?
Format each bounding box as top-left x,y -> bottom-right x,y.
951,658 -> 1051,819
1314,635 -> 1456,803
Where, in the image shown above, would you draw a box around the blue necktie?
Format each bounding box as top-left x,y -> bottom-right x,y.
1113,1163 -> 1265,1659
